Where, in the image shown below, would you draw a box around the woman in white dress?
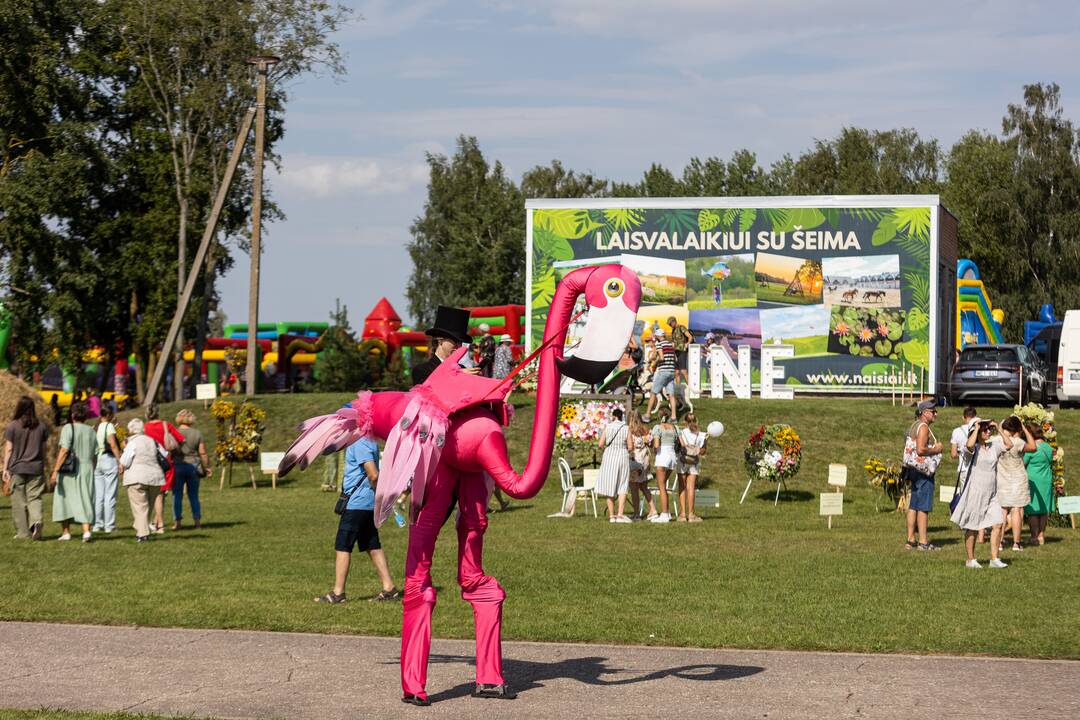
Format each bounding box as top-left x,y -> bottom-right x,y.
950,419 -> 1017,569
627,411 -> 657,520
995,416 -> 1036,551
676,412 -> 707,522
595,408 -> 631,523
649,409 -> 679,523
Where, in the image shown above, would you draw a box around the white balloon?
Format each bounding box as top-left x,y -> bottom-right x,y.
707,420 -> 725,437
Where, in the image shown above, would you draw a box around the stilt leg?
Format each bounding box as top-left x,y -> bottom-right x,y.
456,472 -> 506,686
400,464 -> 457,700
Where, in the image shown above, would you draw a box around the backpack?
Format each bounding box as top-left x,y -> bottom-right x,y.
672,325 -> 691,352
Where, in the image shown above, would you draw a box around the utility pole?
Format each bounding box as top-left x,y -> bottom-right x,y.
245,55 -> 279,397
144,107 -> 256,405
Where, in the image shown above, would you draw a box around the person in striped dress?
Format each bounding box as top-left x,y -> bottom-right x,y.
596,408 -> 631,523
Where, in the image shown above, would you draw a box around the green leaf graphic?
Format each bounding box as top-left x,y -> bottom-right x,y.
739,208 -> 757,231
872,217 -> 899,246
821,208 -> 840,227
773,208 -> 826,233
656,209 -> 697,235
534,208 -> 600,239
531,265 -> 556,307
892,207 -> 931,241
843,207 -> 887,223
698,209 -> 721,231
902,338 -> 929,368
604,208 -> 645,231
906,307 -> 929,332
534,227 -> 573,261
722,208 -> 740,229
761,208 -> 789,231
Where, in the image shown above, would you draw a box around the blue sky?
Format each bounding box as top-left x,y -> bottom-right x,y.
217,0 -> 1080,329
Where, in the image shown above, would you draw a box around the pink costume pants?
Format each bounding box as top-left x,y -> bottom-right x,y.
400,464 -> 506,699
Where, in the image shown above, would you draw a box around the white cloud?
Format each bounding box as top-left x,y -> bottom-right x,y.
348,0 -> 446,38
275,154 -> 428,197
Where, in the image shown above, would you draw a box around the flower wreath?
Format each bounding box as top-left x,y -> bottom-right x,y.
744,423 -> 802,483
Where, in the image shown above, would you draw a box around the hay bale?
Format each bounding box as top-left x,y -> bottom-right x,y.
0,370 -> 59,467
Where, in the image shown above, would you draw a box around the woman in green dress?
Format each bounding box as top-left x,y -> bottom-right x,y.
1023,423 -> 1055,546
49,401 -> 96,542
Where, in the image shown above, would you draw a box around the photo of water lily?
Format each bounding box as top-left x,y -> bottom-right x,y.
827,305 -> 908,359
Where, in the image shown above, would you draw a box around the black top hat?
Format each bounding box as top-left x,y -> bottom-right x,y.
425,306 -> 472,345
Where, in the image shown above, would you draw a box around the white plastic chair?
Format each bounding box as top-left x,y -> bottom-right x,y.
555,458 -> 577,515
580,468 -> 600,517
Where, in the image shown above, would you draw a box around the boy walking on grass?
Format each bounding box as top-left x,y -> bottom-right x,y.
315,437 -> 400,604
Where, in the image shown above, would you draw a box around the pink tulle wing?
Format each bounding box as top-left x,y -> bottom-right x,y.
373,395 -> 449,527
278,392 -> 374,477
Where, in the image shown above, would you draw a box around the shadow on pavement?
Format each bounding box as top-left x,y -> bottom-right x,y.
424,654 -> 764,702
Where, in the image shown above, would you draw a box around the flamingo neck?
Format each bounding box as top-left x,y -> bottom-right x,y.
511,268 -> 592,495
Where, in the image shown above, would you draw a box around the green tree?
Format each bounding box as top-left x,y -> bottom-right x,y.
0,0 -> 121,374
521,159 -> 608,198
944,83 -> 1080,338
314,303 -> 374,392
110,0 -> 350,398
789,127 -> 942,195
407,135 -> 525,327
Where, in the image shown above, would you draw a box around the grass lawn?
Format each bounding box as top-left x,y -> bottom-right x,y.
773,335 -> 829,355
756,281 -> 820,306
1,393 -> 1078,659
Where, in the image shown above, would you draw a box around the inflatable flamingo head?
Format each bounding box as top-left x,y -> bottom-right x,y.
557,264 -> 642,385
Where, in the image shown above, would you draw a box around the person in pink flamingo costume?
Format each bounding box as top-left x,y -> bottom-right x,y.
278,264 -> 641,705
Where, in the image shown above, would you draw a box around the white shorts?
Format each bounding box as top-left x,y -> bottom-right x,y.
655,448 -> 677,469
678,461 -> 700,476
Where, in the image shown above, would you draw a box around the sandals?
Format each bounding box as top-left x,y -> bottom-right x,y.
917,543 -> 941,551
314,591 -> 346,604
402,694 -> 431,707
370,588 -> 402,602
904,540 -> 918,550
687,515 -> 703,523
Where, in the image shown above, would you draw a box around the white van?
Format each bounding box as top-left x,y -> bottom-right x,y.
1056,310 -> 1080,405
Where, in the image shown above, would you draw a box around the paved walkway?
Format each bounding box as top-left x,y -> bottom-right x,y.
2,622 -> 1078,719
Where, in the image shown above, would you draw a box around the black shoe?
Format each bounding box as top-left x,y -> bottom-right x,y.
30,522 -> 43,541
401,694 -> 430,707
472,684 -> 517,700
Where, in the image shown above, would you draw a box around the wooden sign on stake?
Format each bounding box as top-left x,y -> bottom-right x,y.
820,492 -> 843,528
1057,495 -> 1080,529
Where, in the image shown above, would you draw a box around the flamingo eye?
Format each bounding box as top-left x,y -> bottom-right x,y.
604,278 -> 625,298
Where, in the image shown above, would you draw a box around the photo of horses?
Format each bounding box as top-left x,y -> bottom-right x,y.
822,255 -> 901,308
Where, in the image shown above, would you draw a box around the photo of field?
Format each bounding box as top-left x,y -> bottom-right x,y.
755,252 -> 822,306
638,304 -> 688,340
822,255 -> 901,307
689,308 -> 761,359
620,254 -> 686,306
759,305 -> 830,356
686,254 -> 757,309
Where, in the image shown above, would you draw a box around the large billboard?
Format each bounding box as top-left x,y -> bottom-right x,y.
526,197 -> 942,394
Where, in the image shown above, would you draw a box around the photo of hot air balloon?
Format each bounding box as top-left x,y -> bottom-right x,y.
686,254 -> 756,309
